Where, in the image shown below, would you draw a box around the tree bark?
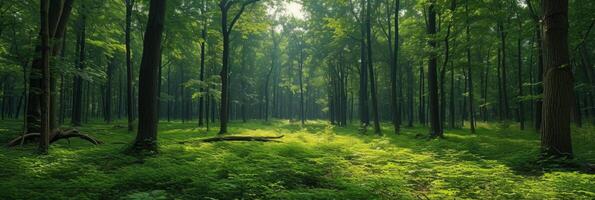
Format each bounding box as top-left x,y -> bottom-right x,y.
540,0 -> 573,157
39,0 -> 50,154
132,0 -> 166,151
71,12 -> 86,127
465,0 -> 475,133
366,0 -> 381,135
427,2 -> 442,138
125,0 -> 135,132
218,0 -> 260,134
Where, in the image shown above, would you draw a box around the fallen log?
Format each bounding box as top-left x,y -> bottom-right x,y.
201,135 -> 284,143
6,128 -> 103,147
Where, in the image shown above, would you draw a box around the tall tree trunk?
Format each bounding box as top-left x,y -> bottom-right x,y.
132,0 -> 166,151
218,0 -> 260,134
407,61 -> 414,127
419,62 -> 425,125
49,0 -> 73,131
359,6 -> 369,126
389,0 -> 401,134
39,0 -> 50,154
366,0 -> 381,134
540,0 -> 573,157
499,21 -> 510,119
71,13 -> 86,126
299,45 -> 305,126
517,15 -> 525,130
105,58 -> 115,123
198,27 -> 206,127
465,0 -> 475,133
526,0 -> 544,131
427,2 -> 442,138
125,0 -> 135,131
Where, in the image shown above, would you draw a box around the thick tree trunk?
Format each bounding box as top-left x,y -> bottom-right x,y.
540,0 -> 573,157
132,0 -> 166,151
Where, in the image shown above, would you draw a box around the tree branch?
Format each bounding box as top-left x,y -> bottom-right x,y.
228,0 -> 260,33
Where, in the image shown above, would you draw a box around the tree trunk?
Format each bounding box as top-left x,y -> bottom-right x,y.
71,13 -> 86,127
49,0 -> 74,131
540,0 -> 573,157
465,0 -> 475,133
389,0 -> 401,134
517,16 -> 525,130
39,0 -> 50,154
125,0 -> 135,132
427,2 -> 442,138
198,27 -> 206,127
359,5 -> 369,126
132,0 -> 166,151
366,0 -> 381,134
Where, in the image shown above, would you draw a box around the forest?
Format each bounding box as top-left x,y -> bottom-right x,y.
0,0 -> 594,199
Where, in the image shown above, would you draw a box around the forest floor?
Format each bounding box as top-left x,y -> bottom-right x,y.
0,120 -> 594,200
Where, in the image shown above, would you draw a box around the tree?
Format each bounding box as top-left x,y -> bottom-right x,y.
132,0 -> 166,151
39,0 -> 50,154
427,1 -> 442,138
125,0 -> 135,131
366,0 -> 381,135
540,0 -> 573,157
465,0 -> 475,133
388,0 -> 401,134
218,0 -> 260,134
71,8 -> 86,127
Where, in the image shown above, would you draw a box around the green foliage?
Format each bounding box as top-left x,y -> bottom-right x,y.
0,120 -> 593,199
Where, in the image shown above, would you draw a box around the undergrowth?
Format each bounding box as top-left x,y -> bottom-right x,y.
0,120 -> 593,199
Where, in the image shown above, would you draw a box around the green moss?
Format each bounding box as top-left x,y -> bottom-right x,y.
0,120 -> 593,199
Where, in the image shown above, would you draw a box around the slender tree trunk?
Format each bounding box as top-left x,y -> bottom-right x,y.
125,0 -> 135,132
427,2 -> 442,138
499,21 -> 510,119
540,0 -> 573,157
49,0 -> 73,131
105,58 -> 114,123
407,61 -> 414,127
132,0 -> 166,151
465,0 -> 475,133
198,27 -> 206,127
366,0 -> 381,134
39,0 -> 50,154
359,6 -> 369,126
419,62 -> 425,125
299,45 -> 305,126
388,0 -> 401,134
517,16 -> 525,130
71,13 -> 86,126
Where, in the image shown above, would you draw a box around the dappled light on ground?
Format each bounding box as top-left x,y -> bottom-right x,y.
0,120 -> 593,199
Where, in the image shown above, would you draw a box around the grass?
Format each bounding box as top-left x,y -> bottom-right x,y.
0,119 -> 594,199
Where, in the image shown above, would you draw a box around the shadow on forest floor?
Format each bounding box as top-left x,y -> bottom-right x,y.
0,119 -> 594,199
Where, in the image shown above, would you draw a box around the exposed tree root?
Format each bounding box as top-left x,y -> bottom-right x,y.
201,135 -> 284,143
6,128 -> 103,147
